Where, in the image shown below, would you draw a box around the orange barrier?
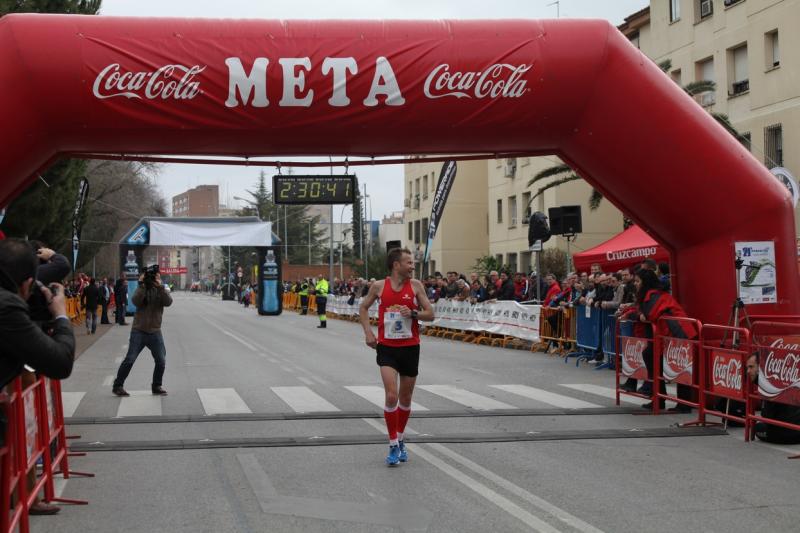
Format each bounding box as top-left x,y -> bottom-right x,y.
534,307 -> 575,355
1,376 -> 92,533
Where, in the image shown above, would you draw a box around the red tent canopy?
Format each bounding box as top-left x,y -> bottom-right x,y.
572,225 -> 670,273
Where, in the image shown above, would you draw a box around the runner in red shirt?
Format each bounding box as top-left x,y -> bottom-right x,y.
360,247 -> 434,466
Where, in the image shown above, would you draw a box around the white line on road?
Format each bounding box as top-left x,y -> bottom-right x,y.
116,391 -> 163,417
418,385 -> 517,410
198,315 -> 258,351
197,388 -> 252,415
490,385 -> 601,409
271,386 -> 340,413
361,418 -> 563,533
114,356 -> 123,364
280,366 -> 295,374
427,443 -> 605,533
559,384 -> 644,406
297,377 -> 316,386
345,386 -> 429,411
61,392 -> 86,418
102,375 -> 114,387
466,367 -> 496,376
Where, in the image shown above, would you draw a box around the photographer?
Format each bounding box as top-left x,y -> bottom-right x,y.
112,265 -> 172,397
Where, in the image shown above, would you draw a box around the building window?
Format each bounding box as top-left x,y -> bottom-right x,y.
422,175 -> 428,199
670,0 -> 681,22
508,196 -> 518,227
764,124 -> 783,167
728,44 -> 749,96
422,218 -> 429,241
671,68 -> 682,85
415,178 -> 420,197
695,57 -> 715,106
630,32 -> 640,49
766,30 -> 780,69
414,220 -> 421,244
520,251 -> 532,276
408,222 -> 413,240
496,199 -> 503,224
495,254 -> 504,267
740,132 -> 751,151
521,192 -> 532,224
508,253 -> 518,274
697,0 -> 713,21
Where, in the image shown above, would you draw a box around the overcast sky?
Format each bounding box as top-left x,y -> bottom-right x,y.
100,0 -> 649,220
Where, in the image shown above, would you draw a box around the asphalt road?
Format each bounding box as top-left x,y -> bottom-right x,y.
39,292 -> 800,533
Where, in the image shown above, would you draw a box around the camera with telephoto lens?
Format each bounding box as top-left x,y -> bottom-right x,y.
143,264 -> 160,286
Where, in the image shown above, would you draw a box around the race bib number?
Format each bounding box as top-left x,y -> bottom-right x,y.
384,311 -> 412,339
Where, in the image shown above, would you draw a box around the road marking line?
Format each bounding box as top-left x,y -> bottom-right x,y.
559,384 -> 644,405
271,386 -> 340,413
360,418 -> 562,533
198,315 -> 257,351
490,385 -> 601,409
114,356 -> 123,364
427,443 -> 605,533
280,366 -> 295,373
345,386 -> 429,411
297,377 -> 316,386
102,375 -> 114,387
116,390 -> 163,417
197,388 -> 252,415
61,392 -> 86,418
418,385 -> 517,410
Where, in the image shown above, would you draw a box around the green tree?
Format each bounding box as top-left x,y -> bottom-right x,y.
526,58 -> 746,212
0,1 -> 101,14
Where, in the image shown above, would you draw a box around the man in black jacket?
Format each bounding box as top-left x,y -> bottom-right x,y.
114,275 -> 128,325
81,278 -> 100,334
0,238 -> 75,389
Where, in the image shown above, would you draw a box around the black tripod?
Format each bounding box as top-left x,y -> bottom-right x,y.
722,256 -> 753,348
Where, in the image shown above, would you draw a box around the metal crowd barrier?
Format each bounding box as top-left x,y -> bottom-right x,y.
1,375 -> 92,533
595,312 -> 618,371
654,317 -> 704,420
565,305 -> 603,366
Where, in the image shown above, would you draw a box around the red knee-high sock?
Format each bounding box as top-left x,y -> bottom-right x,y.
384,405 -> 399,444
397,404 -> 411,439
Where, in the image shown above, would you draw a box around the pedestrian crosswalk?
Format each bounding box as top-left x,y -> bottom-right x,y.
64,383 -> 652,418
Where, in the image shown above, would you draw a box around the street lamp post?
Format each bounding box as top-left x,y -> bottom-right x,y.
308,221 -> 312,265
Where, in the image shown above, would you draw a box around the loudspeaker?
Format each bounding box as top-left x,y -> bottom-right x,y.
386,240 -> 402,253
527,212 -> 551,246
548,205 -> 582,235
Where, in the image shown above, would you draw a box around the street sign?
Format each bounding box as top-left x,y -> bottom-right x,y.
529,240 -> 543,252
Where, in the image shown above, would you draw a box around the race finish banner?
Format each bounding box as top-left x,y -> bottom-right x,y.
423,160 -> 457,265
71,178 -> 89,269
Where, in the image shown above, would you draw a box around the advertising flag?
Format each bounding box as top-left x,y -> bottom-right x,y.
72,178 -> 90,268
423,160 -> 457,265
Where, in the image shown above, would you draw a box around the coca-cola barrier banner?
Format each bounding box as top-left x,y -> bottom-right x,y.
709,350 -> 745,400
661,337 -> 694,386
758,337 -> 800,406
620,337 -> 648,380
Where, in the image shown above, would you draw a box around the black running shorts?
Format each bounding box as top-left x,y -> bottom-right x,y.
376,344 -> 420,377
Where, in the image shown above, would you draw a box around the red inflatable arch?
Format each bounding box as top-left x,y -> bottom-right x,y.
0,14 -> 796,324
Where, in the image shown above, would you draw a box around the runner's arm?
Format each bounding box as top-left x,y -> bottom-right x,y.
412,279 -> 435,322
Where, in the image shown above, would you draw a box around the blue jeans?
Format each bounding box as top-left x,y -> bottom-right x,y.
113,329 -> 166,389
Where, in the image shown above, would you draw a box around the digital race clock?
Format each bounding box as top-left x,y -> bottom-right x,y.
272,175 -> 356,205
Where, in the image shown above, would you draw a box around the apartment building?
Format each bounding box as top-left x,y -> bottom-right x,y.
488,157 -> 624,274
619,0 -> 800,233
403,158 -> 489,277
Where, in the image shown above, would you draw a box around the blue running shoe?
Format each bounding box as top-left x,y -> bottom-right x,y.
398,440 -> 408,462
385,445 -> 401,466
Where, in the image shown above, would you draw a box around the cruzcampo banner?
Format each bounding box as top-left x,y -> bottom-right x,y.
71,178 -> 90,269
423,160 -> 457,264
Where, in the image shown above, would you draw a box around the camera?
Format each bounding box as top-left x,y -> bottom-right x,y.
143,264 -> 159,286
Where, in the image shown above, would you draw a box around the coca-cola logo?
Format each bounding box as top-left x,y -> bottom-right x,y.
712,355 -> 742,392
424,63 -> 531,100
759,338 -> 800,401
93,63 -> 205,100
663,339 -> 692,369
